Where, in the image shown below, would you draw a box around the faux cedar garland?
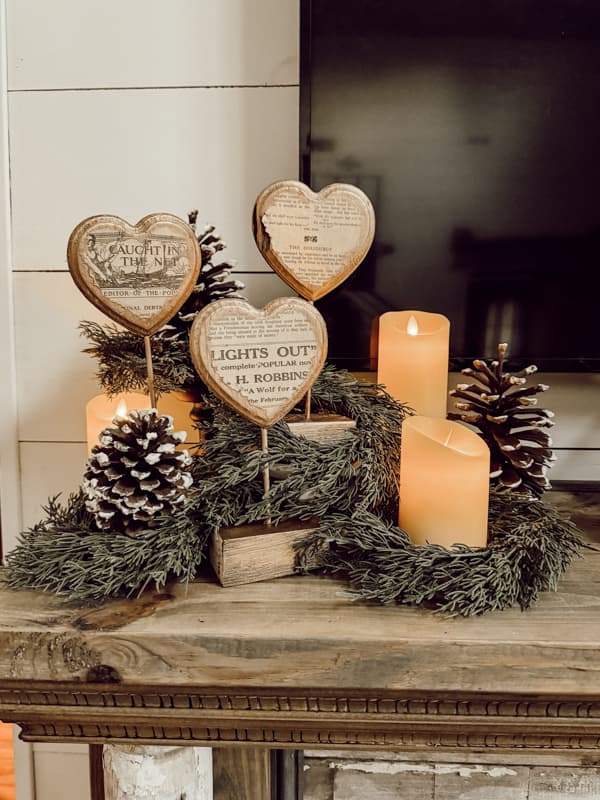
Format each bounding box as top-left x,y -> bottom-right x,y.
297,491 -> 583,616
4,366 -> 583,614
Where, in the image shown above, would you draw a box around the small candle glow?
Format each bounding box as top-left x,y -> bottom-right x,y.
114,399 -> 128,419
407,315 -> 419,336
377,310 -> 450,417
86,392 -> 150,455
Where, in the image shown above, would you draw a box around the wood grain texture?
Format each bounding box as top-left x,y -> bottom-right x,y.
213,748 -> 271,800
285,414 -> 356,444
0,495 -> 598,756
210,519 -> 320,587
1,546 -> 600,693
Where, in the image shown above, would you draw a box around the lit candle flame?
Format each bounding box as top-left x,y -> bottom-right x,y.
115,399 -> 128,419
407,315 -> 419,336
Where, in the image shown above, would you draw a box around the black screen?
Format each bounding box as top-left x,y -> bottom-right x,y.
302,0 -> 600,370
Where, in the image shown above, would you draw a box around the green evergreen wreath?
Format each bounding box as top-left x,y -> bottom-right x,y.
5,366 -> 583,614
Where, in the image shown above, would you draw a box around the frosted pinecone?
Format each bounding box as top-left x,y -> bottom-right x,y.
448,343 -> 556,497
83,409 -> 193,535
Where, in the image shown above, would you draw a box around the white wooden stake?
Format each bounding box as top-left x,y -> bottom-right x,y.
144,335 -> 157,410
260,426 -> 272,526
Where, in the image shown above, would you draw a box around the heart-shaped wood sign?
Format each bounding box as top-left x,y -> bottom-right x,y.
190,297 -> 328,427
253,181 -> 375,302
67,213 -> 200,336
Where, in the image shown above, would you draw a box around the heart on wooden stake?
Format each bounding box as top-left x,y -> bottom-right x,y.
190,298 -> 328,427
253,181 -> 375,302
67,213 -> 200,336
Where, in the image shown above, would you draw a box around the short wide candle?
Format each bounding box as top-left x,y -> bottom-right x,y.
86,392 -> 151,455
377,310 -> 450,417
399,416 -> 490,548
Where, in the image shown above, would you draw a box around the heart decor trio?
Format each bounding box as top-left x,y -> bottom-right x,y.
4,181 -> 583,615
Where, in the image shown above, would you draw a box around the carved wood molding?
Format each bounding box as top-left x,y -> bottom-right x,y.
3,684 -> 600,752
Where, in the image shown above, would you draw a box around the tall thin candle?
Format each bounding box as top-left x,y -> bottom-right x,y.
377,310 -> 450,417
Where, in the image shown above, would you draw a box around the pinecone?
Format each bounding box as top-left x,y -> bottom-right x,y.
83,409 -> 193,535
448,343 -> 555,497
165,212 -> 245,335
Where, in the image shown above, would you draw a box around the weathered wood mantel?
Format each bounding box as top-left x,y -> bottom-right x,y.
1,496 -> 600,761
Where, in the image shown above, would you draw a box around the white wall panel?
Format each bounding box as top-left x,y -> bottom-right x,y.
7,0 -> 299,90
19,441 -> 87,529
237,270 -> 295,307
552,450 -> 600,484
0,0 -> 21,553
535,374 -> 600,449
9,86 -> 299,269
14,272 -> 104,443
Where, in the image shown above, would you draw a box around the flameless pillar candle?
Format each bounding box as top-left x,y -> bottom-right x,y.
86,392 -> 151,455
399,416 -> 490,548
377,311 -> 450,417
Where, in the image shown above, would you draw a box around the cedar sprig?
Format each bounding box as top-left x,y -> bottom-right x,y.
4,490 -> 207,600
189,365 -> 408,529
297,488 -> 583,616
80,320 -> 196,395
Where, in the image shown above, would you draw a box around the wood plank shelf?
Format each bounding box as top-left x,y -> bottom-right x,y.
0,494 -> 599,763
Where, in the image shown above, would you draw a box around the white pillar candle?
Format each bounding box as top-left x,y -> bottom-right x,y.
377,310 -> 450,417
399,416 -> 490,548
86,393 -> 151,455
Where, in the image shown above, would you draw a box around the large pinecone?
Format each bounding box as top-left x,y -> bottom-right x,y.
83,409 -> 193,535
448,343 -> 555,497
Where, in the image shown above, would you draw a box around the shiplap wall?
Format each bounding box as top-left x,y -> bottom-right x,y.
0,2 -> 299,799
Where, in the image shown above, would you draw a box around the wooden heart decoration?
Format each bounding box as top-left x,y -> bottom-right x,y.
67,213 -> 200,336
190,298 -> 328,427
253,181 -> 375,302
